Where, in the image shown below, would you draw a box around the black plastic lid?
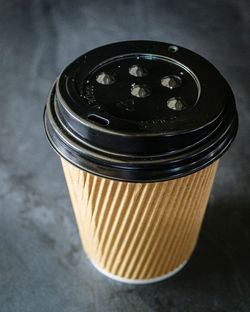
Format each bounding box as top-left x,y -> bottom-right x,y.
43,40 -> 238,182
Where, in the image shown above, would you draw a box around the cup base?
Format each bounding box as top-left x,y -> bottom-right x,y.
90,259 -> 188,285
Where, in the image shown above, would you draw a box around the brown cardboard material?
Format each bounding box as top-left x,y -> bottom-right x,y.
61,158 -> 218,281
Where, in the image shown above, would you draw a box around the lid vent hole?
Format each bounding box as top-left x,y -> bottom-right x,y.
168,45 -> 179,53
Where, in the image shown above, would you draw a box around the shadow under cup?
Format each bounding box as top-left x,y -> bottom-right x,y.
43,41 -> 238,284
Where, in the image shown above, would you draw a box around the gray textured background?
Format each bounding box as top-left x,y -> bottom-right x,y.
0,0 -> 249,311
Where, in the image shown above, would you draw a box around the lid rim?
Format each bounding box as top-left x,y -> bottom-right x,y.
44,104 -> 238,182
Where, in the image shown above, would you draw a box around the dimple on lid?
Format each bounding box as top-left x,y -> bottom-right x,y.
43,40 -> 238,182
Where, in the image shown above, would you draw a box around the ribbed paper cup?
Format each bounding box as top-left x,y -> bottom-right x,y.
61,158 -> 218,282
44,41 -> 238,283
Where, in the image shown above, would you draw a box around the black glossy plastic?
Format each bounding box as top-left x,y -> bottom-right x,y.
43,41 -> 238,182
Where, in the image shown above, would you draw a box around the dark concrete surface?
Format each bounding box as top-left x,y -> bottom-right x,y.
0,0 -> 249,311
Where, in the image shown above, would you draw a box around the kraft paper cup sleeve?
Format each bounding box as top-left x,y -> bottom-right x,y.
61,158 -> 218,282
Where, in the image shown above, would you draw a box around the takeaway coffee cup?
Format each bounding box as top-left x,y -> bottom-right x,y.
43,41 -> 238,284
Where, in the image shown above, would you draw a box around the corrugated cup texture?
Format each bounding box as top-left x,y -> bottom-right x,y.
61,158 -> 218,281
